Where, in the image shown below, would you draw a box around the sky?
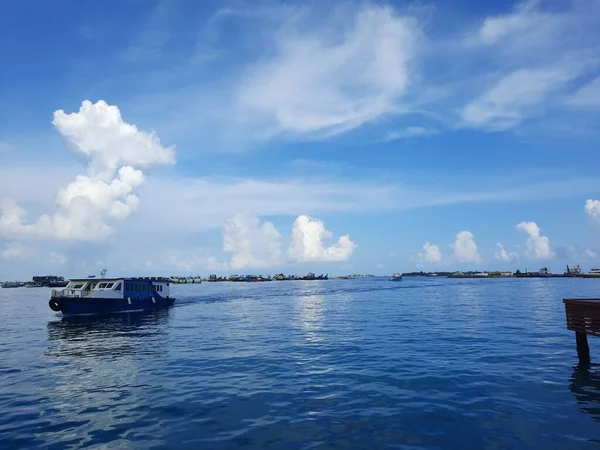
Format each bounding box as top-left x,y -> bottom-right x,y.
1,0 -> 600,279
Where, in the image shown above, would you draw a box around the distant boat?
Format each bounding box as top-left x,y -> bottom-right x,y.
244,275 -> 270,282
299,273 -> 328,280
582,268 -> 600,278
389,273 -> 403,281
32,275 -> 68,287
1,281 -> 22,288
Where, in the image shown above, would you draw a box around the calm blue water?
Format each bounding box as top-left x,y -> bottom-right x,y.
1,277 -> 600,449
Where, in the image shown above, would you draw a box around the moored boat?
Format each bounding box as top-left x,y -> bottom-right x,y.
32,275 -> 68,287
583,268 -> 600,278
389,273 -> 403,281
49,277 -> 175,315
244,275 -> 270,282
299,273 -> 328,280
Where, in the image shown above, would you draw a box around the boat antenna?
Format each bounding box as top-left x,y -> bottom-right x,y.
100,268 -> 107,278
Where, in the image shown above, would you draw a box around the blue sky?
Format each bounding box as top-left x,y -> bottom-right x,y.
1,0 -> 600,279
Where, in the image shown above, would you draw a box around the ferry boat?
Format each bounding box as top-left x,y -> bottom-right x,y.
48,277 -> 175,315
389,273 -> 403,281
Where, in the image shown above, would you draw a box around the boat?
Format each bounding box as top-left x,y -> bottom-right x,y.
244,275 -> 270,282
564,265 -> 582,277
389,273 -> 403,281
48,277 -> 175,315
1,281 -> 23,288
299,273 -> 328,280
583,268 -> 600,278
32,275 -> 68,287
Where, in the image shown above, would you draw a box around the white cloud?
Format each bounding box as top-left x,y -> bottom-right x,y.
289,215 -> 356,262
0,100 -> 175,241
494,242 -> 519,262
52,100 -> 175,177
222,212 -> 282,269
384,126 -> 438,141
460,0 -> 600,131
567,77 -> 600,108
586,249 -> 598,259
478,0 -> 564,46
516,221 -> 553,259
236,5 -> 421,137
461,66 -> 582,130
450,231 -> 482,263
585,199 -> 600,222
376,263 -> 384,270
417,241 -> 442,263
2,242 -> 30,260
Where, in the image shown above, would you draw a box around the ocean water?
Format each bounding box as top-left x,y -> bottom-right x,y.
1,277 -> 600,449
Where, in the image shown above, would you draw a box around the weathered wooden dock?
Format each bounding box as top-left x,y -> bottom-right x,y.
564,298 -> 600,367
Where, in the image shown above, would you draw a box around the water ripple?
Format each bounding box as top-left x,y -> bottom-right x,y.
2,278 -> 600,449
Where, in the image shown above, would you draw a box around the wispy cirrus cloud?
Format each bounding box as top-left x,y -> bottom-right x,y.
567,77 -> 600,108
235,4 -> 423,139
458,0 -> 600,131
102,0 -> 600,150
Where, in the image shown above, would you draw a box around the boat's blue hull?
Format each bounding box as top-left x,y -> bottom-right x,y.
49,296 -> 175,315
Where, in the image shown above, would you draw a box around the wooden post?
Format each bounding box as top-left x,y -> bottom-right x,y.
576,332 -> 590,368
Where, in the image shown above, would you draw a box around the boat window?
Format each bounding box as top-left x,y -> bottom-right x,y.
73,284 -> 83,289
99,283 -> 107,289
114,283 -> 121,291
106,283 -> 114,289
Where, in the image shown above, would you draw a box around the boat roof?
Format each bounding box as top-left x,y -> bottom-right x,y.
69,277 -> 123,282
68,276 -> 171,282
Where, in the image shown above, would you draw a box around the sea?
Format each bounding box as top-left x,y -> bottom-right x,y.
1,277 -> 600,449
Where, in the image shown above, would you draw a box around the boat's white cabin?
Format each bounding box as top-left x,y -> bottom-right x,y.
61,278 -> 124,298
54,277 -> 172,298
